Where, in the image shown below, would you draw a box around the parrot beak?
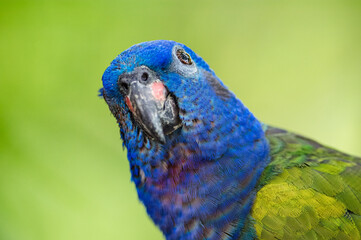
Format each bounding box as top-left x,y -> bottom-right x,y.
118,66 -> 182,143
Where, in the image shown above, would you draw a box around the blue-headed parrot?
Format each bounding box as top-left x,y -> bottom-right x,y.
100,40 -> 361,240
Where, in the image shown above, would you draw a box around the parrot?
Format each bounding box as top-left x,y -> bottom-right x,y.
100,40 -> 361,240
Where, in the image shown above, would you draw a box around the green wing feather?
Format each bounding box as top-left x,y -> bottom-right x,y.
251,126 -> 361,239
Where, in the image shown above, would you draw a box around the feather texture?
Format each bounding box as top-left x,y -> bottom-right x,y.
251,126 -> 361,239
101,40 -> 361,240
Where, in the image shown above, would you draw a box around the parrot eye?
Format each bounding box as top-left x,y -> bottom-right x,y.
176,49 -> 192,65
171,46 -> 197,76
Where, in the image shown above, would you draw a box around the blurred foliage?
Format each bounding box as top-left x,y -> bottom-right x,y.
0,0 -> 360,239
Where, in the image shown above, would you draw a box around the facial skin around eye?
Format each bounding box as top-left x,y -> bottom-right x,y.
170,46 -> 198,77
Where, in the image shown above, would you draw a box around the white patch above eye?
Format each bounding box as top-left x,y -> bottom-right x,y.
169,45 -> 198,77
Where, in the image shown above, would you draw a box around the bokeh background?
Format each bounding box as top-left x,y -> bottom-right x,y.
0,0 -> 360,239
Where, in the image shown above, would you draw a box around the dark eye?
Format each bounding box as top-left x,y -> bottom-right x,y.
176,49 -> 192,65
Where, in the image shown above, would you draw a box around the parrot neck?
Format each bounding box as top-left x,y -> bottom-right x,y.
123,96 -> 270,239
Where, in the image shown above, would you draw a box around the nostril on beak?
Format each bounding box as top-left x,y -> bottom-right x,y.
141,72 -> 149,82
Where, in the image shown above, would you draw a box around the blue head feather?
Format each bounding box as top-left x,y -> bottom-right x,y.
101,40 -> 270,239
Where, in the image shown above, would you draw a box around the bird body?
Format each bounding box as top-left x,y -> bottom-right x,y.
253,126 -> 361,239
101,40 -> 361,239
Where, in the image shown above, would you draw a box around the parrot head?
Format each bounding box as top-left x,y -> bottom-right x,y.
101,40 -> 238,150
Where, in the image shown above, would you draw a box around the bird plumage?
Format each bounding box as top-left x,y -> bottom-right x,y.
100,40 -> 361,239
252,126 -> 361,239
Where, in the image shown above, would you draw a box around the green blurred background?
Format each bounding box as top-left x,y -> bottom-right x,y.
0,0 -> 360,239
